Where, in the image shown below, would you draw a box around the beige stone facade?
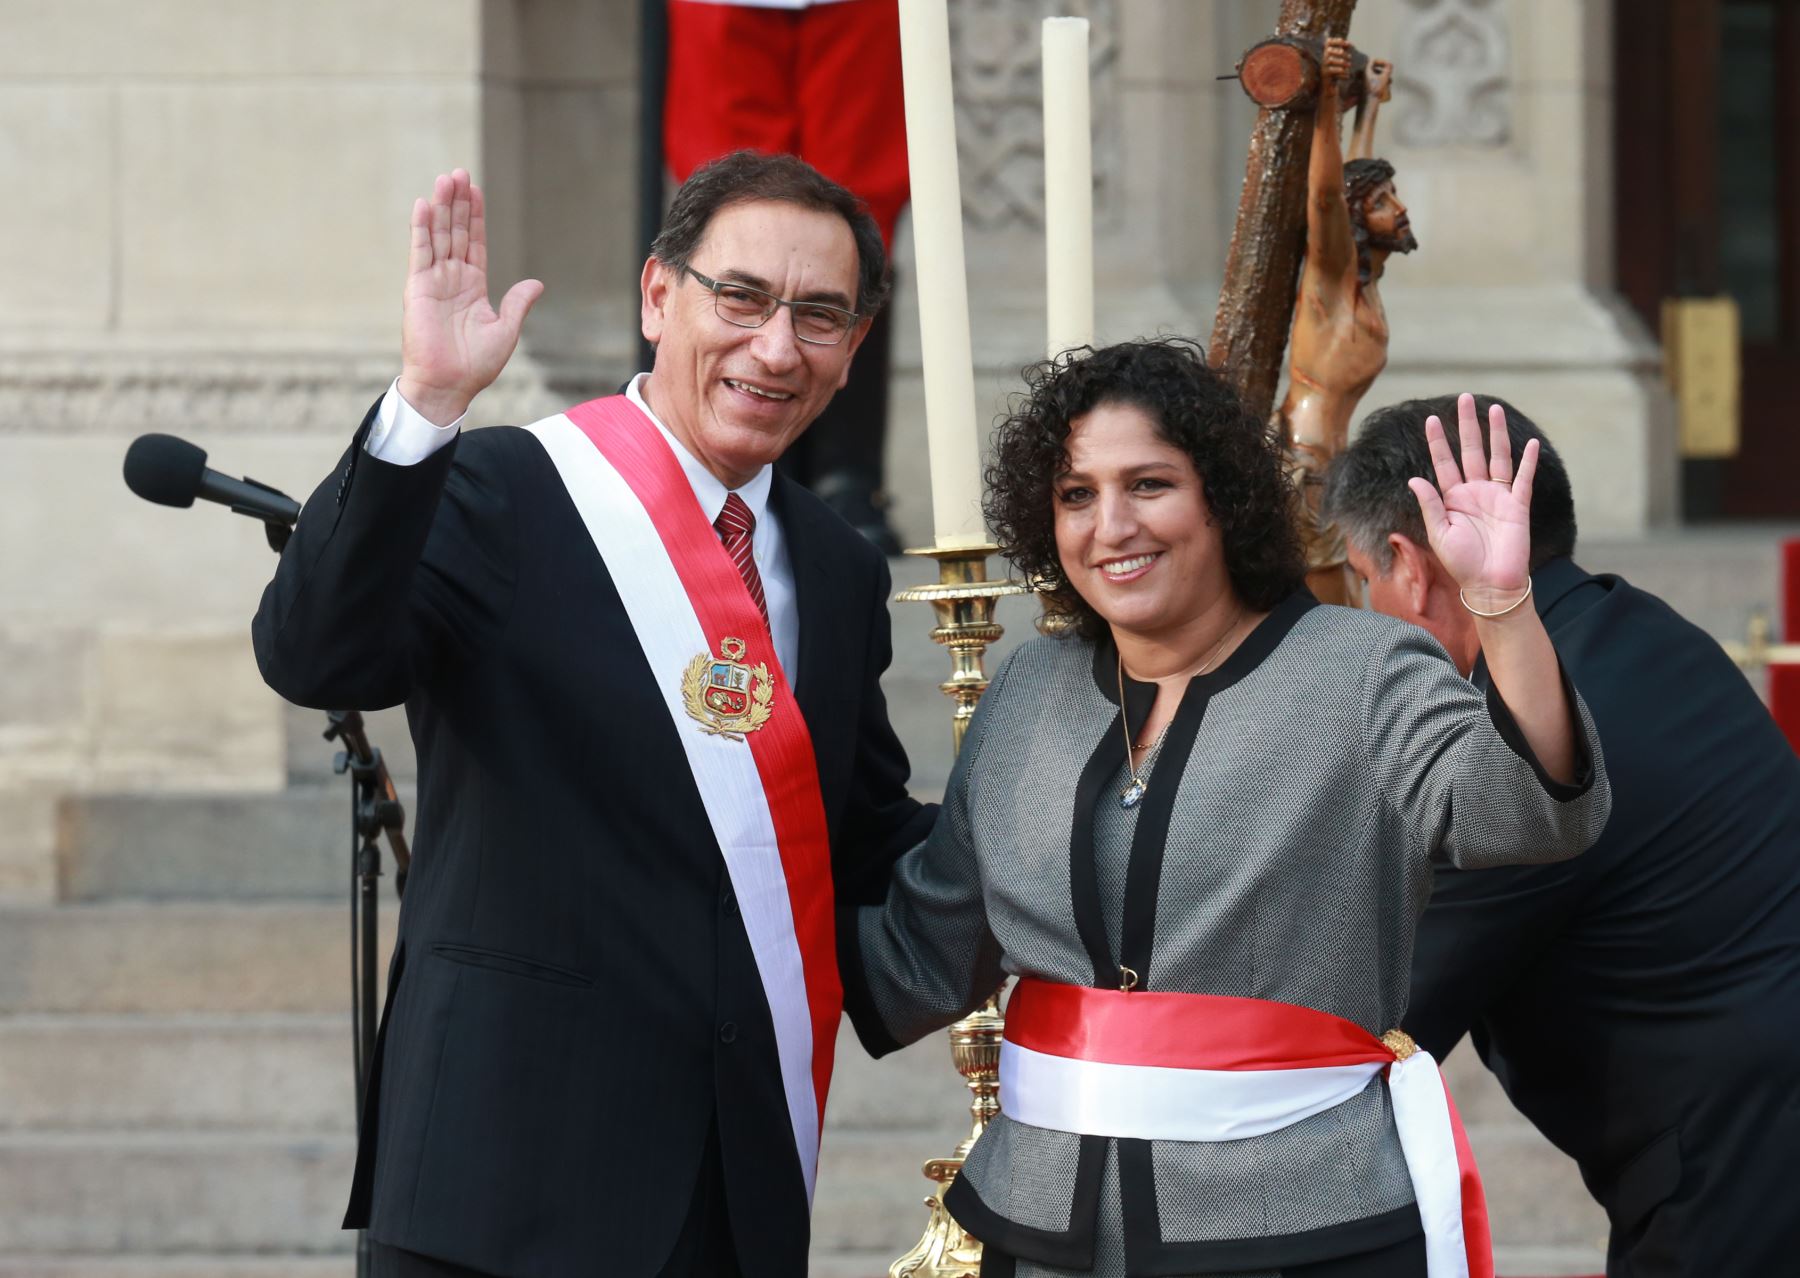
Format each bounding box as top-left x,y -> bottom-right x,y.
0,2 -> 1668,1269
0,0 -> 1666,799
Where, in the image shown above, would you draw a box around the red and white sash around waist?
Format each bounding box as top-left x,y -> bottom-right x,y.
1000,979 -> 1493,1278
525,396 -> 840,1203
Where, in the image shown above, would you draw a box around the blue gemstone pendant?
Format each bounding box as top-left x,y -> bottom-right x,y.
1119,778 -> 1147,809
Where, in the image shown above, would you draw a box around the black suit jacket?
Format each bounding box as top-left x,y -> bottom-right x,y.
1406,557 -> 1800,1275
252,402 -> 934,1278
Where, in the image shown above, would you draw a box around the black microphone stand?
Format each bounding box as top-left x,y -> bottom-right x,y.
260,515 -> 408,1278
325,717 -> 409,1278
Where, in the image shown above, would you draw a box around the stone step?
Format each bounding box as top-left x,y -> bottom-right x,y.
805,1250 -> 898,1278
1440,1041 -> 1544,1126
58,790 -> 416,903
0,1231 -> 1605,1277
0,984 -> 1562,1137
0,904 -> 393,1015
824,1021 -> 976,1135
0,1128 -> 952,1260
0,1133 -> 354,1254
807,1247 -> 1603,1278
0,1045 -> 1604,1262
0,1260 -> 352,1278
84,1248 -> 1610,1278
813,1119 -> 1609,1262
1463,1122 -> 1609,1249
822,1036 -> 1608,1259
0,1129 -> 1604,1274
1441,1046 -> 1610,1251
0,1006 -> 945,1138
1491,1250 -> 1607,1278
1582,531 -> 1796,648
814,1129 -> 975,1261
0,1014 -> 352,1133
806,1247 -> 1607,1278
0,921 -> 1602,1260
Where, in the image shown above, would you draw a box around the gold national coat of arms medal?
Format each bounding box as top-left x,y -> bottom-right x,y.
682,636 -> 774,740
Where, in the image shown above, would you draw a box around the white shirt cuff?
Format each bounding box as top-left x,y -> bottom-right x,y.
365,378 -> 465,465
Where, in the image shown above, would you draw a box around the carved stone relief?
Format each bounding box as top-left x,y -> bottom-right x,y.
1393,0 -> 1512,147
950,0 -> 1119,231
0,351 -> 563,436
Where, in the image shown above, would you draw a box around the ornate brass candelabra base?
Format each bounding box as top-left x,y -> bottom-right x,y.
894,545 -> 1030,750
891,545 -> 1026,1278
1721,610 -> 1800,671
887,995 -> 1005,1278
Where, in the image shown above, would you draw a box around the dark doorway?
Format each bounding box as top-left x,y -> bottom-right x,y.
1615,0 -> 1800,518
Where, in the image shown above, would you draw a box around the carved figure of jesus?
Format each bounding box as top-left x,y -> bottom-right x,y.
1279,38 -> 1416,604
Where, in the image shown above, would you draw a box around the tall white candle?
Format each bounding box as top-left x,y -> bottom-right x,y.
1042,17 -> 1094,359
898,0 -> 987,549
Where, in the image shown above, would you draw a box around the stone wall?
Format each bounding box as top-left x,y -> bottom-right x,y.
1341,0 -> 1676,537
0,0 -> 1668,882
0,1 -> 644,890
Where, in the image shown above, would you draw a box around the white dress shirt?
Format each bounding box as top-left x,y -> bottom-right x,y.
365,375 -> 801,677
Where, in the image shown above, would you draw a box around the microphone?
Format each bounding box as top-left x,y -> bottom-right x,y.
123,433 -> 301,528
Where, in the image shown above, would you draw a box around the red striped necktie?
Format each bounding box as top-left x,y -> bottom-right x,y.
714,492 -> 770,630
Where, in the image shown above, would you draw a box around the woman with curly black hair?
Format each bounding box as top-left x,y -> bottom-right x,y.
842,338 -> 1609,1277
985,336 -> 1309,638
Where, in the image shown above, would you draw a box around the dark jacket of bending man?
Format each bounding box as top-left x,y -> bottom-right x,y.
1325,396 -> 1800,1277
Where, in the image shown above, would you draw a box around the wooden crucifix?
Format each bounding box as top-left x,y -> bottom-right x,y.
1210,0 -> 1418,604
1207,0 -> 1360,422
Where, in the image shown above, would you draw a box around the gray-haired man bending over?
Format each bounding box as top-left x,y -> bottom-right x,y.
1325,395 -> 1800,1277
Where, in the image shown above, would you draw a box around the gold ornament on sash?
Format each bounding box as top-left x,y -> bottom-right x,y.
681,637 -> 773,740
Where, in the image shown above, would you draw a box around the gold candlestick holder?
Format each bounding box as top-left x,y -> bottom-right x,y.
887,994 -> 1005,1278
893,544 -> 1031,754
1721,609 -> 1800,671
890,543 -> 1027,1278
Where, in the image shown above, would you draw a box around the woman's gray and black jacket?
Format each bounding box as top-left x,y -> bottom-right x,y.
840,592 -> 1610,1277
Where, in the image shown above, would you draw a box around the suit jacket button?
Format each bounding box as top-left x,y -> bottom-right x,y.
719,1022 -> 738,1044
721,888 -> 738,916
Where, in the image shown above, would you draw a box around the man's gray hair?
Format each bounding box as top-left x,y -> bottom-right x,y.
1323,394 -> 1578,574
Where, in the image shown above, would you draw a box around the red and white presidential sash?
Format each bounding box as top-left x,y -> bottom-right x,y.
526,396 -> 840,1202
1000,979 -> 1493,1278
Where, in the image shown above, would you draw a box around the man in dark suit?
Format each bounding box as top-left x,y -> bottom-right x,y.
253,153 -> 935,1278
1324,395 -> 1800,1276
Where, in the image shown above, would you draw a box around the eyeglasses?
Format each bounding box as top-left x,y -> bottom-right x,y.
683,266 -> 860,346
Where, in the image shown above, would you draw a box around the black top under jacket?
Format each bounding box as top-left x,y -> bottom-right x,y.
252,401 -> 934,1278
1406,556 -> 1800,1276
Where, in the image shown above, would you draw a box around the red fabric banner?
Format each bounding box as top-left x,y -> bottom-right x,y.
1006,979 -> 1395,1071
1006,978 -> 1493,1278
1773,537 -> 1800,755
564,395 -> 841,1128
